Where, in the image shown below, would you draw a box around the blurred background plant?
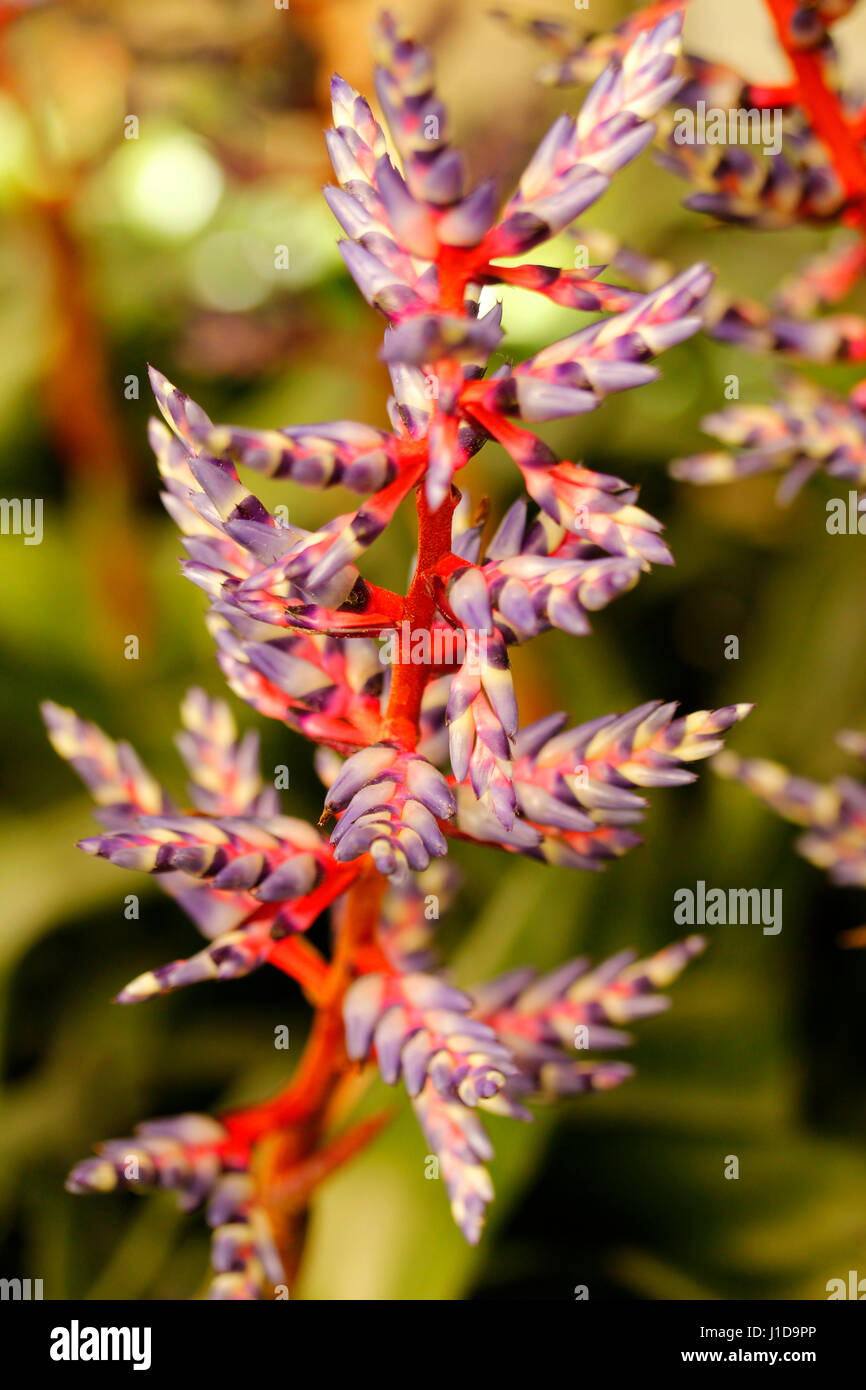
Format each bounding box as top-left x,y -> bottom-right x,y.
3,0 -> 866,1300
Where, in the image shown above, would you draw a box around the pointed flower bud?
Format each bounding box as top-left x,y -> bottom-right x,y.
486,13 -> 684,255
714,743 -> 866,890
454,701 -> 753,868
411,1083 -> 496,1245
473,936 -> 707,1098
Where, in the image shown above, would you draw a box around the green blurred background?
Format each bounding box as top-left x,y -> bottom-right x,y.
3,0 -> 866,1300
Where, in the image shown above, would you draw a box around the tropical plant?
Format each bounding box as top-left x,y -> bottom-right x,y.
43,9 -> 751,1296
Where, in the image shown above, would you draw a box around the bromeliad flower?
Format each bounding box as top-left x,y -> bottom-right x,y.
66,1114 -> 285,1301
453,699 -> 752,870
670,375 -> 866,503
470,498 -> 646,642
524,1 -> 866,354
517,1 -> 866,519
45,9 -> 753,1285
142,8 -> 720,848
344,935 -> 707,1242
473,934 -> 708,1100
343,970 -> 522,1109
715,734 -> 866,945
43,693 -> 354,1000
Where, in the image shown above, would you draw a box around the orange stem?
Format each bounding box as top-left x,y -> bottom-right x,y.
268,936 -> 330,1003
224,865 -> 386,1145
764,0 -> 866,209
266,1112 -> 394,1209
225,866 -> 388,1287
380,484 -> 457,748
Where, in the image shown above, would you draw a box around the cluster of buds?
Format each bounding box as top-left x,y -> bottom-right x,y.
324,744 -> 455,875
515,0 -> 866,518
524,0 -> 849,231
344,934 -> 706,1242
47,9 -> 753,1287
671,374 -> 866,502
66,1115 -> 285,1300
715,736 -> 866,945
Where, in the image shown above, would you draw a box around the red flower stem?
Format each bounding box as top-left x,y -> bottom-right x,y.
268,936 -> 330,1003
226,225 -> 473,1272
278,862 -> 361,933
379,242 -> 471,752
747,82 -> 800,107
224,870 -> 383,1246
380,483 -> 457,749
764,0 -> 866,211
224,865 -> 387,1145
462,402 -> 537,466
265,1111 -> 394,1208
224,865 -> 388,1287
226,235 -> 480,1279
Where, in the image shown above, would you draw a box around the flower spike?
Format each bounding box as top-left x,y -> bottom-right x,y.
46,8 -> 754,1279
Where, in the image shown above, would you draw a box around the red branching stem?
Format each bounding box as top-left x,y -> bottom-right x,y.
378,241 -> 480,752
268,936 -> 330,1003
764,0 -> 866,211
220,226 -> 491,1284
265,1112 -> 394,1208
354,941 -> 393,974
747,82 -> 801,107
224,865 -> 388,1284
380,478 -> 458,750
224,865 -> 387,1145
462,402 -> 537,469
436,244 -> 478,312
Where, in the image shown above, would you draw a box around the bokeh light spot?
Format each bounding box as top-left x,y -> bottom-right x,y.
120,132 -> 223,241
190,229 -> 271,312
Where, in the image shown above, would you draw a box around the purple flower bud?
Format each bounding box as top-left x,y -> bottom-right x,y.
255,854 -> 320,902
380,311 -> 503,367
437,179 -> 499,247
326,745 -> 398,809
